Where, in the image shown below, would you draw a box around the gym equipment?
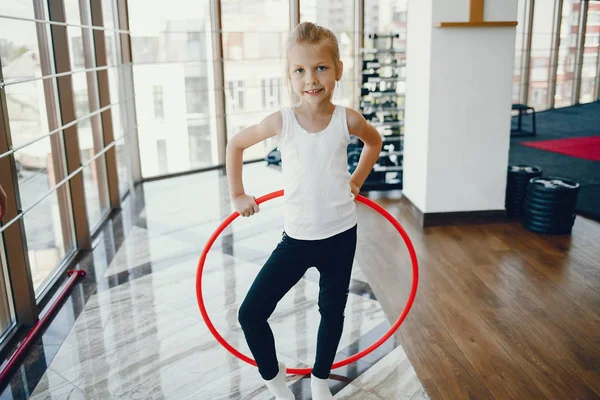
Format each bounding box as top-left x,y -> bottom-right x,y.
511,104 -> 537,137
265,148 -> 281,166
522,177 -> 579,235
356,31 -> 406,191
505,164 -> 542,217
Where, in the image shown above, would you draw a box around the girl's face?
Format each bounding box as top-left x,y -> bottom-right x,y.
288,42 -> 342,106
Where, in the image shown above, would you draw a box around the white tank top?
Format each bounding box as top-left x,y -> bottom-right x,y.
277,104 -> 357,240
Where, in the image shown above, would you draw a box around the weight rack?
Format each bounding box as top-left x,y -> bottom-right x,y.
350,33 -> 406,191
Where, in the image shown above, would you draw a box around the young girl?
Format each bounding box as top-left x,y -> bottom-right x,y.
226,22 -> 382,400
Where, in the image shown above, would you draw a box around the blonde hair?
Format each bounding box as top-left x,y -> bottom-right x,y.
285,22 -> 341,105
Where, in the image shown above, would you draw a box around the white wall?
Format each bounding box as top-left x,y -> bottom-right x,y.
404,0 -> 518,214
403,0 -> 433,210
427,27 -> 516,212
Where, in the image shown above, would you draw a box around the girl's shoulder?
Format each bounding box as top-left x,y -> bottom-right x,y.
339,106 -> 364,129
256,110 -> 284,136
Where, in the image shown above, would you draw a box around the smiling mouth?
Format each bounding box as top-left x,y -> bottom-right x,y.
305,89 -> 323,95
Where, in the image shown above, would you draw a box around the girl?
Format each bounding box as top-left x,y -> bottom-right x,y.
226,22 -> 382,400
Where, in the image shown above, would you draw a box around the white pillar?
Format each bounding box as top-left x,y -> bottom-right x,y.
403,0 -> 518,223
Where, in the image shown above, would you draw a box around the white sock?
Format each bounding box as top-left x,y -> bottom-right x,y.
264,362 -> 295,400
311,374 -> 333,399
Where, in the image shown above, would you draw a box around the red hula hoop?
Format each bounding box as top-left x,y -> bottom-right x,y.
196,190 -> 419,375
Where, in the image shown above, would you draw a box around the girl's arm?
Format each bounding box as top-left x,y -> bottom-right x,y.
226,111 -> 282,217
346,109 -> 383,196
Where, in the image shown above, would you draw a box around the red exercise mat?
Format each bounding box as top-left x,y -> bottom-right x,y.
520,136 -> 600,162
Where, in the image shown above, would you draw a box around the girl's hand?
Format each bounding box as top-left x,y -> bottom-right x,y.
350,181 -> 360,199
233,193 -> 260,217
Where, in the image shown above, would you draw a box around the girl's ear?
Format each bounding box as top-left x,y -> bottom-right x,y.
336,60 -> 344,81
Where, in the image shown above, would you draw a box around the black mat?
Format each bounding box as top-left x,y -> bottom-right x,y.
576,184 -> 600,221
509,101 -> 600,221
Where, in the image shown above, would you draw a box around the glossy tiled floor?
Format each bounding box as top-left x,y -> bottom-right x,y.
0,164 -> 426,400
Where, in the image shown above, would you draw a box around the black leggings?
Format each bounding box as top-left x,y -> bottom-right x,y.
238,224 -> 357,380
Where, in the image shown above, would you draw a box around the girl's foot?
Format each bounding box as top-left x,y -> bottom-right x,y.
311,374 -> 333,399
264,362 -> 295,399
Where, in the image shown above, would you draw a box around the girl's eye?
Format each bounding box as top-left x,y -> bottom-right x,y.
295,68 -> 304,74
317,66 -> 327,71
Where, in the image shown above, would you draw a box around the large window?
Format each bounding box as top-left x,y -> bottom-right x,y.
364,0 -> 409,37
528,1 -> 555,111
0,3 -> 77,294
519,0 -> 600,109
104,0 -> 137,199
580,5 -> 600,104
555,0 -> 581,108
66,0 -> 111,230
222,0 -> 289,161
127,0 -> 368,169
129,0 -> 217,178
0,0 -> 139,313
513,0 -> 529,103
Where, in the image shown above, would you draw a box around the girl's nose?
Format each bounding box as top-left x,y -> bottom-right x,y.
305,72 -> 318,85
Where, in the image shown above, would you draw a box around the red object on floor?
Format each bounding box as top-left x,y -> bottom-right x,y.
0,270 -> 86,385
520,136 -> 600,162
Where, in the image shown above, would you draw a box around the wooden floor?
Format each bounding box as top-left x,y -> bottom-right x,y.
356,194 -> 600,400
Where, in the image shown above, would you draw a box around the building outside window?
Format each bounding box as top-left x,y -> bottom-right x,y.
261,78 -> 281,109
156,139 -> 168,174
186,77 -> 208,114
153,85 -> 164,119
228,80 -> 245,111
